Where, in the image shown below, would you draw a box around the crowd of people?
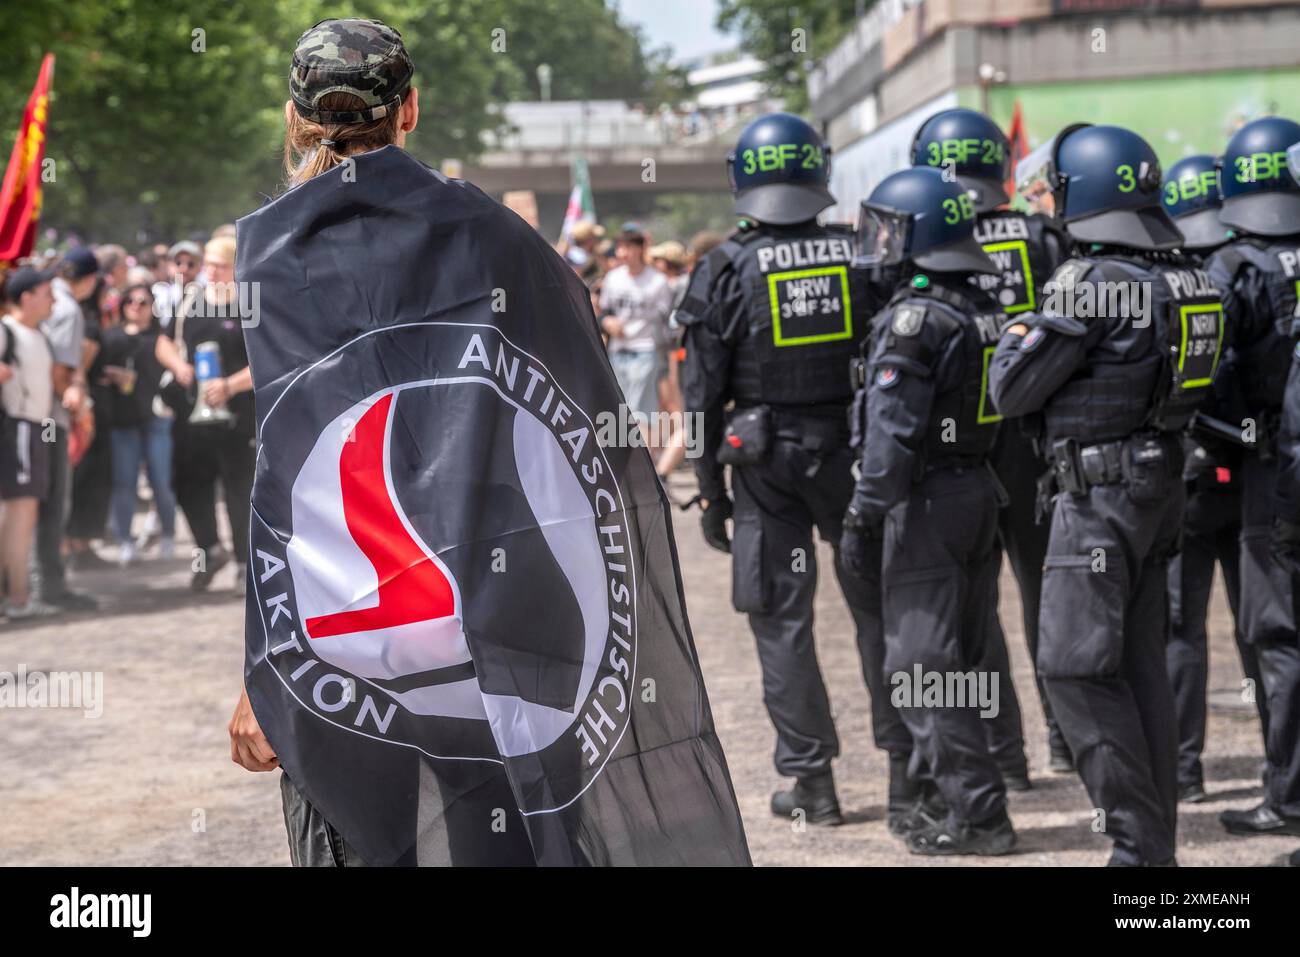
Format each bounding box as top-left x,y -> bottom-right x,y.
557,219 -> 723,481
0,229 -> 255,618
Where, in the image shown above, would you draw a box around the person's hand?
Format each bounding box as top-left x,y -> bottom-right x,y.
601,316 -> 625,339
61,382 -> 84,412
174,363 -> 195,388
700,496 -> 733,553
1271,516 -> 1300,577
838,506 -> 881,579
0,363 -> 13,386
102,366 -> 136,393
204,377 -> 230,408
229,686 -> 279,772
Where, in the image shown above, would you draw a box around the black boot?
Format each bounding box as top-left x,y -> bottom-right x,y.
1048,730 -> 1074,773
771,770 -> 843,826
906,808 -> 1017,857
999,764 -> 1033,792
885,754 -> 921,828
1220,803 -> 1300,836
888,781 -> 948,838
1178,778 -> 1207,804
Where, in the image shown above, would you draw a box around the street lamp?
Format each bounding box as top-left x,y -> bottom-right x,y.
978,62 -> 1007,115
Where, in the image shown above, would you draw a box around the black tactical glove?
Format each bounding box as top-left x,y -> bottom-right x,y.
1271,516 -> 1300,577
700,496 -> 733,554
838,503 -> 882,579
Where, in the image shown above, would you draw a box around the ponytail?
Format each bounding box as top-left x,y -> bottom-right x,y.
282,91 -> 400,190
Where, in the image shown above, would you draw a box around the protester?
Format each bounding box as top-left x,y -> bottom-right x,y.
66,275 -> 112,569
226,17 -> 749,868
101,282 -> 174,564
656,232 -> 725,480
96,244 -> 129,294
155,240 -> 202,327
155,234 -> 254,593
1,267 -> 58,618
565,221 -> 605,285
598,223 -> 674,422
37,248 -> 99,609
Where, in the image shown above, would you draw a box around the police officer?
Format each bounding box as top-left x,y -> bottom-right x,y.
676,113 -> 904,824
912,107 -> 1070,778
839,166 -> 1016,856
989,124 -> 1226,866
1218,117 -> 1300,839
1161,155 -> 1263,805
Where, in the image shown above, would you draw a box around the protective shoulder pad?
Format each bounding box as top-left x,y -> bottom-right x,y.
673,249 -> 732,327
1045,258 -> 1093,291
1036,258 -> 1105,335
873,298 -> 958,375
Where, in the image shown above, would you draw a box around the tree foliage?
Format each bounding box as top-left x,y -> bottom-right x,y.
0,0 -> 687,245
716,0 -> 865,113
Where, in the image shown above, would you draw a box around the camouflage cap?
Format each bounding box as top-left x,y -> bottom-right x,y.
290,18 -> 414,125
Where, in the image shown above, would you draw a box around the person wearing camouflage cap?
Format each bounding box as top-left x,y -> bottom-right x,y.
281,17 -> 419,186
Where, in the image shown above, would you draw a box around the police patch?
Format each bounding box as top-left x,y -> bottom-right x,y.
1019,327 -> 1047,352
891,305 -> 925,337
876,365 -> 900,388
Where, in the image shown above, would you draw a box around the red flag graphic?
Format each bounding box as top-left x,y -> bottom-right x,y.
0,53 -> 55,264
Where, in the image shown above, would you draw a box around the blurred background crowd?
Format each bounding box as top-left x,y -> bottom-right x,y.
0,230 -> 254,618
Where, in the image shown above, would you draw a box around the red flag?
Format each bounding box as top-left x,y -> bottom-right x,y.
0,53 -> 55,264
1005,100 -> 1028,202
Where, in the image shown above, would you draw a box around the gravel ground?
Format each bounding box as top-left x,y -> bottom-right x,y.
0,475 -> 1293,866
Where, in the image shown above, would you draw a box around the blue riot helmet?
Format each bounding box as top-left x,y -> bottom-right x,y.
726,112 -> 835,226
1015,123 -> 1182,250
1219,116 -> 1300,237
854,167 -> 998,274
910,108 -> 1011,212
1161,155 -> 1227,251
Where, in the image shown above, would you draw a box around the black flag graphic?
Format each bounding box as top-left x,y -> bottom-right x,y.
236,146 -> 750,866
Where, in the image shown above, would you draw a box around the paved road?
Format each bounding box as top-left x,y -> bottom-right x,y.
0,474 -> 1292,866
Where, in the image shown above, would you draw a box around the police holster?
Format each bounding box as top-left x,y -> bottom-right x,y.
1051,434 -> 1177,505
717,405 -> 772,467
1050,437 -> 1121,498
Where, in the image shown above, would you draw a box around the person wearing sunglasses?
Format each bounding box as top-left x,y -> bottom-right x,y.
98,282 -> 174,566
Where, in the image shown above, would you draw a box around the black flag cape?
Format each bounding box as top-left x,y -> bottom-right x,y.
236,146 -> 750,866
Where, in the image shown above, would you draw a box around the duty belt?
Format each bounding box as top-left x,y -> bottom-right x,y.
767,404 -> 849,479
1051,437 -> 1125,496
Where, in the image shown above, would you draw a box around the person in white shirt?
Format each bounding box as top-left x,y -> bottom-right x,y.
598,224 -> 674,420
0,266 -> 58,618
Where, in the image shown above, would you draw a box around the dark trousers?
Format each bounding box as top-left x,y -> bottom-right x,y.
1237,454 -> 1300,816
67,403 -> 112,540
34,425 -> 69,598
173,421 -> 255,560
1039,478 -> 1183,865
992,422 -> 1060,750
880,466 -> 1008,827
279,766 -> 537,867
730,433 -> 910,778
1166,484 -> 1265,790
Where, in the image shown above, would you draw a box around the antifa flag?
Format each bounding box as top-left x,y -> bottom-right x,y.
236,145 -> 750,866
0,53 -> 54,264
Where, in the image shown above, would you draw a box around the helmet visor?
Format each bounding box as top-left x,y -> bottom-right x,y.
854,204 -> 911,268
1015,138 -> 1059,217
